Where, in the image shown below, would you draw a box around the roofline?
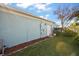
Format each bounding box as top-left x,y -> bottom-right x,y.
0,4 -> 54,24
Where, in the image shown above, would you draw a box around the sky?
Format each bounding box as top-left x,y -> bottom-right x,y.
6,3 -> 79,25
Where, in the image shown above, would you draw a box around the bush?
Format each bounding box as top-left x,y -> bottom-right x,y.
62,29 -> 78,37
53,28 -> 78,37
73,35 -> 79,46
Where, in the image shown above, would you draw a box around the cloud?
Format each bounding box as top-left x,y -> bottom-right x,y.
39,16 -> 44,18
45,14 -> 50,17
16,3 -> 51,9
34,3 -> 47,10
5,0 -> 51,9
16,3 -> 34,8
39,14 -> 50,19
44,14 -> 50,19
15,3 -> 52,14
33,3 -> 52,14
34,3 -> 50,11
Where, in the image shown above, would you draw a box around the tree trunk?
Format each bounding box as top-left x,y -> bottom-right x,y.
61,19 -> 64,32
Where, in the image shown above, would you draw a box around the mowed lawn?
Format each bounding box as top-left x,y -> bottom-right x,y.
11,35 -> 79,56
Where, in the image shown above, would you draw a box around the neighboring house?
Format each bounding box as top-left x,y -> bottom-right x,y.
0,5 -> 56,54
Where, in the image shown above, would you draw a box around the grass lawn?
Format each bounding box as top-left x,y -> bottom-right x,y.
11,33 -> 79,56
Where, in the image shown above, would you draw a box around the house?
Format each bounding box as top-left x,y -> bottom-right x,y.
0,5 -> 55,54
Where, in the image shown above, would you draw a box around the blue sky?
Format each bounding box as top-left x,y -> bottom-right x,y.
6,3 -> 79,25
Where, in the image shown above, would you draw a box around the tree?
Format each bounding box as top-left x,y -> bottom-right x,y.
54,7 -> 71,32
65,8 -> 79,28
54,6 -> 79,32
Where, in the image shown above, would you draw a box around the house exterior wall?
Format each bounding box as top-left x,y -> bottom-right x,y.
0,11 -> 41,48
47,25 -> 52,36
0,7 -> 54,48
40,23 -> 47,38
27,19 -> 40,41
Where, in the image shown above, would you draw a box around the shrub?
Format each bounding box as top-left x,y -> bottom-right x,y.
73,35 -> 79,46
62,29 -> 78,37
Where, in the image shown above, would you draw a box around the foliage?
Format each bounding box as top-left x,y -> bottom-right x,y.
54,6 -> 79,30
69,10 -> 79,20
72,35 -> 79,46
67,8 -> 79,26
62,29 -> 78,37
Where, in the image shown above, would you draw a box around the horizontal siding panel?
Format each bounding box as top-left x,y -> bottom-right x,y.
0,11 -> 29,48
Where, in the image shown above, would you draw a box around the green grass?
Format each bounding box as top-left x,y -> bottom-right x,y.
11,34 -> 77,56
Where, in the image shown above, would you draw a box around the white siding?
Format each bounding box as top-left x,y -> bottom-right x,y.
0,10 -> 53,48
47,25 -> 52,36
0,11 -> 40,48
